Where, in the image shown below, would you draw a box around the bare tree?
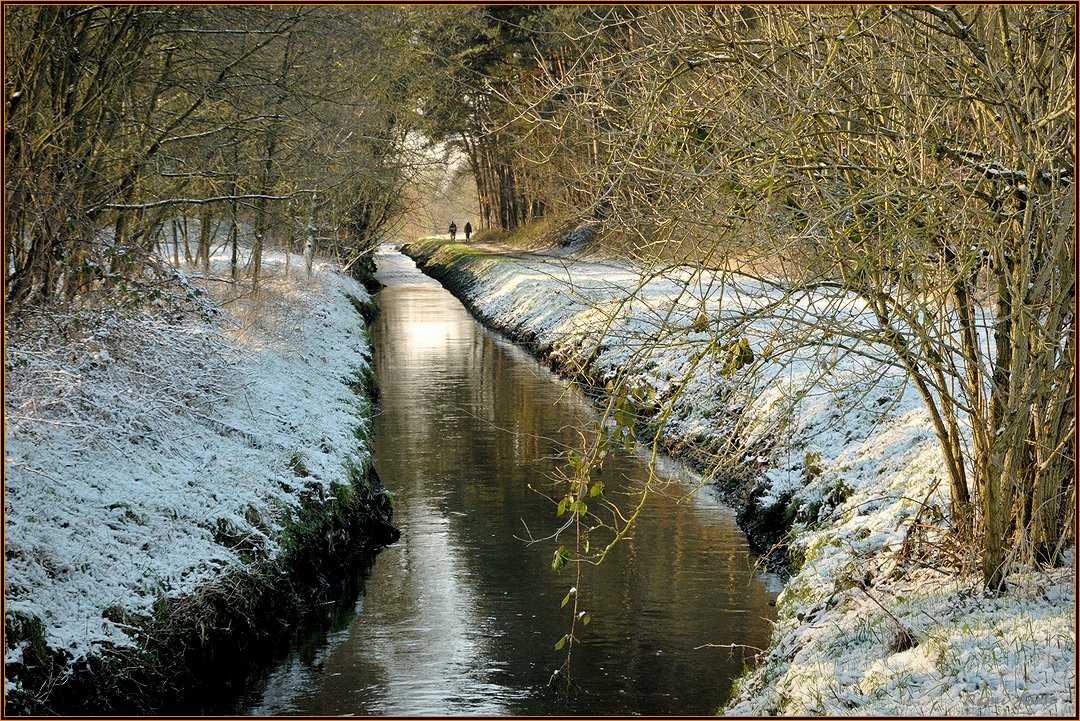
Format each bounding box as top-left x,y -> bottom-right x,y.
507,5 -> 1074,591
5,6 -> 428,306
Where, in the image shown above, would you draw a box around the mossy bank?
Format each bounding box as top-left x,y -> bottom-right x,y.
6,465 -> 397,714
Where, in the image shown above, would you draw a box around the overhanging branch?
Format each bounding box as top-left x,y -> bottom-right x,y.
92,192 -> 316,213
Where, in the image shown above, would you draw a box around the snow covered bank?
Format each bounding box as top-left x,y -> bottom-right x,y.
401,238 -> 1075,716
4,251 -> 397,713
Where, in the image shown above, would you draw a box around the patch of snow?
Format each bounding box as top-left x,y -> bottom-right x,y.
5,250 -> 376,675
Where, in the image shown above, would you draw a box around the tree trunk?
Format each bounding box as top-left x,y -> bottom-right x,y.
182,216 -> 192,263
304,194 -> 319,275
229,200 -> 239,281
172,219 -> 180,266
197,208 -> 213,272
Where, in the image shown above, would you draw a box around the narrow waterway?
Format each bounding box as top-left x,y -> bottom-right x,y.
243,247 -> 778,716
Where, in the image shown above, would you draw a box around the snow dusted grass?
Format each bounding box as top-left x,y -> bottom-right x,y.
4,249 -> 381,707
727,434 -> 1076,716
403,238 -> 1076,717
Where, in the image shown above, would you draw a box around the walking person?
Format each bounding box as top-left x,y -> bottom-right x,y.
448,221 -> 457,241
464,221 -> 472,242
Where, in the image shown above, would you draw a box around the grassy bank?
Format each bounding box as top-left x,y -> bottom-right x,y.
402,236 -> 792,566
399,230 -> 1075,716
4,250 -> 398,714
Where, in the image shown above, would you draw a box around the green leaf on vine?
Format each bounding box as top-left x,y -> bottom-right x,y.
567,449 -> 584,470
552,546 -> 571,572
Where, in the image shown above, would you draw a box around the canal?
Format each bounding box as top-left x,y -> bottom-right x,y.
242,247 -> 777,715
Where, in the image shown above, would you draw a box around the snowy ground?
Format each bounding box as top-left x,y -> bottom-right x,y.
404,239 -> 1076,716
4,250 -> 376,695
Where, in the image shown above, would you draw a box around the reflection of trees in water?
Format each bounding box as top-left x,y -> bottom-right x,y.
267,251 -> 774,715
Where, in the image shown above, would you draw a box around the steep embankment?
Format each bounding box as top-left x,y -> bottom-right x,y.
400,237 -> 1075,716
4,251 -> 398,714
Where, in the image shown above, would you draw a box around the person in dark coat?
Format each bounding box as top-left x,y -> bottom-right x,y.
448,221 -> 457,241
464,222 -> 472,242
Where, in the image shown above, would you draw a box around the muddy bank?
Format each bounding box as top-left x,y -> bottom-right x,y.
400,240 -> 792,572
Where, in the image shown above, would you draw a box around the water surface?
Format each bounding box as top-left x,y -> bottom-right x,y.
244,247 -> 777,715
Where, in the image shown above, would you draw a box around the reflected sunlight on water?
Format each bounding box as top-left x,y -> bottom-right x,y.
244,247 -> 776,716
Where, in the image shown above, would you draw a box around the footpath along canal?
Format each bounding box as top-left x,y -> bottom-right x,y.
240,247 -> 777,715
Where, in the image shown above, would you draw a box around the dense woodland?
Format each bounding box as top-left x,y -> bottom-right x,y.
5,5 -> 1074,591
5,5 -> 424,300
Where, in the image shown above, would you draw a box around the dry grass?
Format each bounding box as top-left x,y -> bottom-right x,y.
182,254 -> 325,357
473,216 -> 576,250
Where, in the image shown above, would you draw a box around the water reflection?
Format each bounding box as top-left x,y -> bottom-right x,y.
244,247 -> 775,716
